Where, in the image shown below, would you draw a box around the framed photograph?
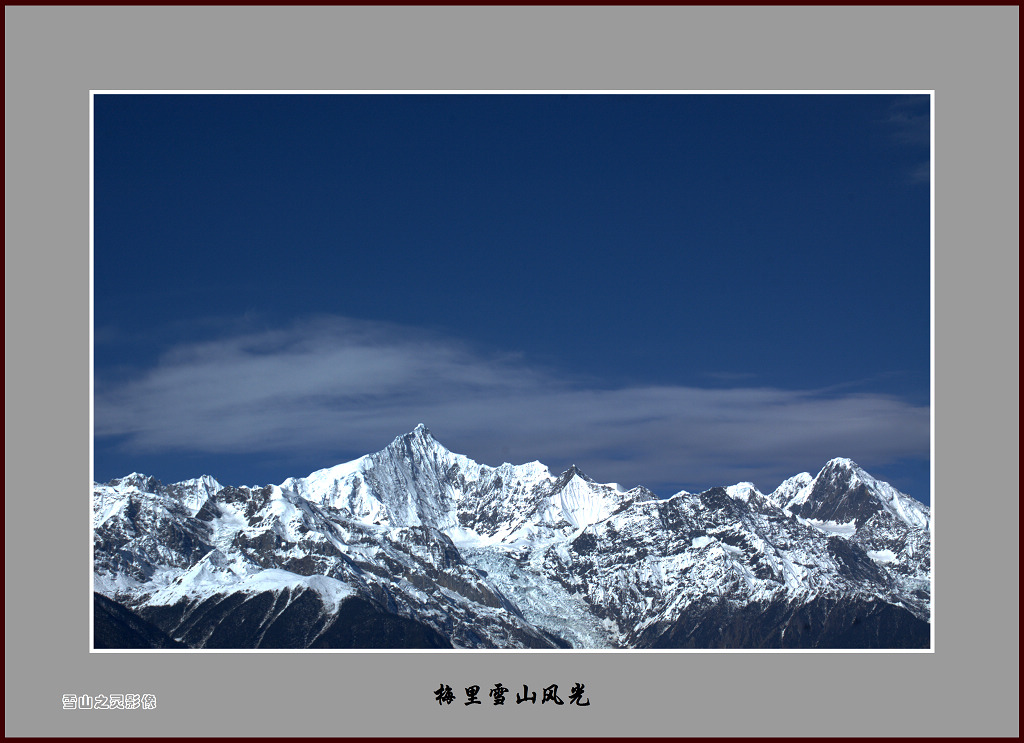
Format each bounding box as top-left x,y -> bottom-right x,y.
6,6 -> 1018,740
90,90 -> 933,655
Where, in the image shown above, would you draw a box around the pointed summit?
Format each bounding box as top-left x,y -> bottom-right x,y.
553,463 -> 595,489
96,425 -> 933,649
767,471 -> 814,511
165,475 -> 223,516
821,457 -> 865,479
725,482 -> 762,502
790,458 -> 928,528
395,423 -> 441,446
387,424 -> 452,461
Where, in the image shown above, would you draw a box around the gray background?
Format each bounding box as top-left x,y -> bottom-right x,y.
5,6 -> 1019,738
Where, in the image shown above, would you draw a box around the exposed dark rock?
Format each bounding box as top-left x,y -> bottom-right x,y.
93,431 -> 931,650
93,593 -> 186,649
639,596 -> 930,649
139,590 -> 452,649
791,461 -> 882,525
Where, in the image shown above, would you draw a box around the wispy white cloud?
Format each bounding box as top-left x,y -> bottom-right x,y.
701,371 -> 758,382
95,316 -> 930,494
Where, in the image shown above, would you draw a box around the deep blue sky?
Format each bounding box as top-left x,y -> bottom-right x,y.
94,93 -> 931,502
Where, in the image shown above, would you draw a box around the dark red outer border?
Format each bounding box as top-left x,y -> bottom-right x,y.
4,0 -> 1022,6
5,738 -> 1022,742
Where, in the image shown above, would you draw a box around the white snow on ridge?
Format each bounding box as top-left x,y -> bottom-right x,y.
235,570 -> 357,611
94,570 -> 143,596
867,549 -> 898,563
726,482 -> 762,502
281,456 -> 366,499
824,459 -> 930,529
172,474 -> 223,515
768,472 -> 814,511
799,517 -> 858,537
543,473 -> 618,529
503,460 -> 553,483
146,549 -> 356,611
93,486 -> 130,528
94,427 -> 932,648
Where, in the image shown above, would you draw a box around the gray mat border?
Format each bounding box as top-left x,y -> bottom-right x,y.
5,6 -> 1019,738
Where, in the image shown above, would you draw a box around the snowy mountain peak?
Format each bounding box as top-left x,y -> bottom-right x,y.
93,431 -> 932,649
542,468 -> 627,531
110,472 -> 161,492
816,458 -> 884,494
165,474 -> 224,516
396,423 -> 440,447
381,424 -> 463,465
791,458 -> 928,529
725,482 -> 762,502
819,457 -> 867,481
767,472 -> 814,511
173,474 -> 222,492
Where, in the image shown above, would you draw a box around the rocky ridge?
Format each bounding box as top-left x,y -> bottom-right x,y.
93,425 -> 931,649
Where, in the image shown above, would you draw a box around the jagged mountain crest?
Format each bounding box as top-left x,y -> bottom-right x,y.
93,426 -> 931,649
772,457 -> 928,530
109,472 -> 162,492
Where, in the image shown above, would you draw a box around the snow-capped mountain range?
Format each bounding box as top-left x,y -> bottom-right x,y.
93,425 -> 931,649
